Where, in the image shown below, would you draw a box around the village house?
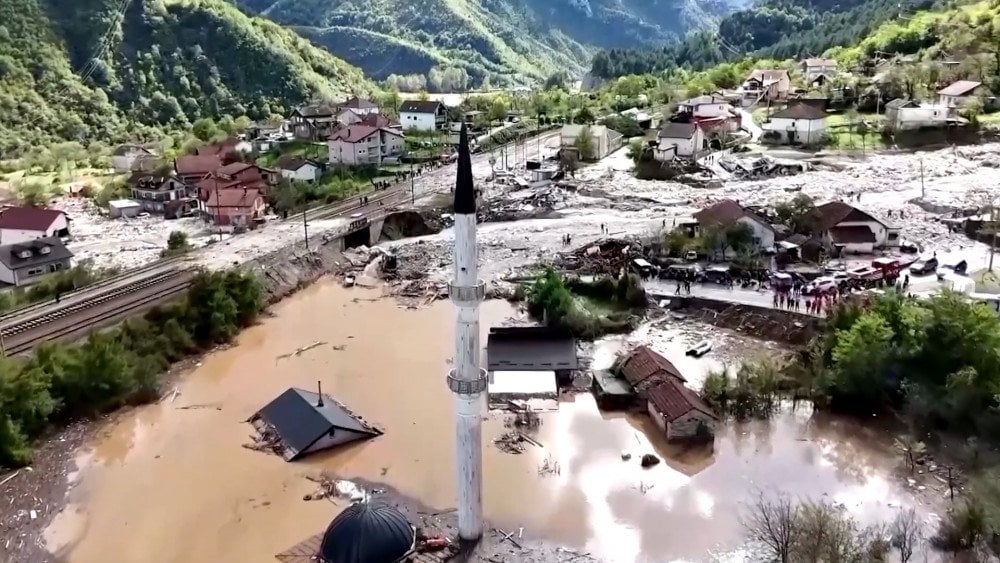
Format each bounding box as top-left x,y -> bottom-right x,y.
740,69 -> 791,104
559,124 -> 623,161
799,58 -> 838,83
762,103 -> 827,146
276,156 -> 322,183
111,144 -> 158,173
128,171 -> 196,217
675,95 -> 739,131
0,207 -> 71,246
884,99 -> 953,131
486,326 -> 578,403
938,80 -> 986,109
327,125 -> 404,167
339,96 -> 380,116
174,153 -> 223,184
0,237 -> 73,287
289,104 -> 340,140
646,378 -> 718,441
204,188 -> 265,230
398,100 -> 447,131
617,345 -> 686,397
693,199 -> 776,251
816,201 -> 900,253
654,122 -> 705,160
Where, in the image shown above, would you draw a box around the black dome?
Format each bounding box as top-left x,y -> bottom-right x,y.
319,500 -> 415,563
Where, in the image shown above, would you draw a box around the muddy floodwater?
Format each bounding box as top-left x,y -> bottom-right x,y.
46,281 -> 932,563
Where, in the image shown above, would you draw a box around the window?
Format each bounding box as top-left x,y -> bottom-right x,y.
26,267 -> 44,276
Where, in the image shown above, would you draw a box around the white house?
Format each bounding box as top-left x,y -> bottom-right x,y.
328,125 -> 404,166
0,237 -> 74,287
399,100 -> 447,131
693,199 -> 776,251
675,95 -> 734,120
111,144 -> 157,172
938,80 -> 984,109
339,96 -> 380,116
816,201 -> 899,253
740,69 -> 791,105
654,122 -> 704,160
799,58 -> 838,82
763,103 -> 827,145
559,124 -> 623,160
129,172 -> 192,215
646,378 -> 717,441
277,157 -> 322,182
884,99 -> 952,131
0,207 -> 71,246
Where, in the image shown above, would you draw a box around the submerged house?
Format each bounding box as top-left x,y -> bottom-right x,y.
617,345 -> 686,396
248,387 -> 381,461
486,326 -> 578,403
646,379 -> 718,441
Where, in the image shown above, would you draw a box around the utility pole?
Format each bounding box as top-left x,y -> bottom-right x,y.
920,158 -> 925,199
302,205 -> 309,251
411,158 -> 415,204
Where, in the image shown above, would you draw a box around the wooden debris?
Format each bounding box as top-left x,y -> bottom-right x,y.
0,471 -> 20,488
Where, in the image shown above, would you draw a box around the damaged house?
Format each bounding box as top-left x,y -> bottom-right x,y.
617,345 -> 686,397
816,201 -> 899,254
248,386 -> 381,461
646,379 -> 717,441
486,326 -> 578,405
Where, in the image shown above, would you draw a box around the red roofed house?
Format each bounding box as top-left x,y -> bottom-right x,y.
0,207 -> 71,246
204,188 -> 265,229
328,125 -> 404,166
617,345 -> 687,396
174,153 -> 223,184
646,378 -> 717,441
194,137 -> 253,157
693,199 -> 775,251
815,201 -> 899,254
937,80 -> 986,109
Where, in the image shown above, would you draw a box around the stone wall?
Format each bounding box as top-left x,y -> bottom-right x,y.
674,296 -> 819,345
243,232 -> 348,303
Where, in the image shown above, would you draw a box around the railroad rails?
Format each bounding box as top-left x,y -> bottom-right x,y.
1,267 -> 197,356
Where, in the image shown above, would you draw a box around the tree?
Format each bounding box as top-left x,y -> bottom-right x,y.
699,224 -> 725,261
574,126 -> 595,161
742,493 -> 800,563
830,312 -> 895,410
725,222 -> 755,256
890,508 -> 922,563
961,96 -> 984,125
893,434 -> 927,473
162,231 -> 192,257
574,107 -> 595,124
191,118 -> 218,142
774,193 -> 819,235
662,227 -> 690,256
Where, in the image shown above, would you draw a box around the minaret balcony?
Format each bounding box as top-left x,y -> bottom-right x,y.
447,368 -> 488,394
448,279 -> 486,305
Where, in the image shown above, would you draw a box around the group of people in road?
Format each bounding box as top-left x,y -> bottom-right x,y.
773,287 -> 837,316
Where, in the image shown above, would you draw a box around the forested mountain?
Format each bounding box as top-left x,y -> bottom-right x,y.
591,0 -> 937,77
231,0 -> 743,86
0,0 -> 371,156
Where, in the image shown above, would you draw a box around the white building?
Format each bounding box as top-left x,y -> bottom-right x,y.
111,145 -> 157,172
763,103 -> 827,145
816,201 -> 899,253
675,95 -> 735,120
938,80 -> 984,109
0,237 -> 73,287
884,99 -> 952,131
399,100 -> 447,131
108,199 -> 142,219
277,157 -> 322,182
740,69 -> 791,105
693,199 -> 776,252
654,122 -> 705,160
328,125 -> 404,166
0,207 -> 71,246
559,124 -> 623,161
799,58 -> 838,82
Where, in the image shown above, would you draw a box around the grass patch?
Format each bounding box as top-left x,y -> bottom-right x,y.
256,141 -> 328,168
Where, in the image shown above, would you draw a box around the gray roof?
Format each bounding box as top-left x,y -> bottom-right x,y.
938,80 -> 982,97
487,326 -> 578,371
252,388 -> 380,461
658,122 -> 699,139
770,103 -> 826,120
885,98 -> 917,109
0,237 -> 73,270
399,100 -> 443,114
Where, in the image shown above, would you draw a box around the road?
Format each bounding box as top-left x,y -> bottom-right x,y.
739,108 -> 762,142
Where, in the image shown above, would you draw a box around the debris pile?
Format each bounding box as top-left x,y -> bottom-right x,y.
558,238 -> 636,275
243,422 -> 283,457
478,187 -> 567,222
301,474 -> 369,503
641,454 -> 661,468
493,431 -> 542,455
718,155 -> 809,180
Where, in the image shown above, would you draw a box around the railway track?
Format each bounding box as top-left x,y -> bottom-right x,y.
2,268 -> 197,355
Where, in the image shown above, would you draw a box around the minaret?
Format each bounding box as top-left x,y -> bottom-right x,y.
447,123 -> 486,540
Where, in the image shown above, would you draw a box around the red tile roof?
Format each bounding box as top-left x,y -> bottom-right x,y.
815,201 -> 881,231
647,379 -> 717,423
341,96 -> 379,110
329,124 -> 379,143
693,199 -> 773,231
206,188 -> 262,208
619,346 -> 686,387
195,137 -> 242,156
0,207 -> 67,231
216,162 -> 255,176
175,154 -> 223,176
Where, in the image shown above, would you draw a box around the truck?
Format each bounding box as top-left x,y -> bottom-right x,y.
847,258 -> 903,287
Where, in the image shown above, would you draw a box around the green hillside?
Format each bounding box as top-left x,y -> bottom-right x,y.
0,0 -> 372,156
232,0 -> 739,84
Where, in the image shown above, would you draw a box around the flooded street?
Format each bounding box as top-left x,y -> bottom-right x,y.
47,281 -> 932,563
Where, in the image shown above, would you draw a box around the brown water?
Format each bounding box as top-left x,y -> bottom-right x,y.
45,281 -> 927,563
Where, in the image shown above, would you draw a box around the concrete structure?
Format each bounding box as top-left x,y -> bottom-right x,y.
559,124 -> 623,160
799,58 -> 838,82
108,199 -> 142,219
0,207 -> 70,246
816,201 -> 899,253
0,237 -> 73,287
938,80 -> 984,109
654,122 -> 705,160
646,379 -> 717,441
277,156 -> 322,183
763,103 -> 827,145
884,99 -> 956,131
328,125 -> 404,167
693,199 -> 776,251
111,144 -> 157,172
249,387 -> 381,461
447,124 -> 487,540
675,95 -> 737,131
399,100 -> 447,131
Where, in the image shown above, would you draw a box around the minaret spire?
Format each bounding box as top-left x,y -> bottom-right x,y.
447,122 -> 486,541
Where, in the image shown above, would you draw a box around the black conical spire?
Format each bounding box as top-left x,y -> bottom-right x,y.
454,122 -> 476,214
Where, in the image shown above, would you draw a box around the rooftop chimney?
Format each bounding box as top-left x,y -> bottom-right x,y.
316,381 -> 324,407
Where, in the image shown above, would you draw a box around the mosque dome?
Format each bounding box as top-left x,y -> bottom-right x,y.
318,500 -> 415,563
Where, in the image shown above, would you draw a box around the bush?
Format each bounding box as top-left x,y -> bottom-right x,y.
162,231 -> 192,257
0,269 -> 264,467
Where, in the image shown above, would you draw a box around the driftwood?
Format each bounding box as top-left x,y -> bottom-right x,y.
275,341 -> 328,363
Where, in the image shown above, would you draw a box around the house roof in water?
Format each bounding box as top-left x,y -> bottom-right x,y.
0,207 -> 67,232
647,378 -> 717,422
619,346 -> 686,386
816,201 -> 882,231
399,100 -> 443,114
252,388 -> 381,461
770,103 -> 826,120
937,80 -> 982,97
0,237 -> 73,270
487,326 -> 578,371
318,500 -> 414,563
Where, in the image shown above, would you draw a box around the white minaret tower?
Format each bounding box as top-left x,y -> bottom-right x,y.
447,123 -> 486,540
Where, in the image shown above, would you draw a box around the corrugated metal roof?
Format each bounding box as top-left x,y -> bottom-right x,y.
487,326 -> 578,371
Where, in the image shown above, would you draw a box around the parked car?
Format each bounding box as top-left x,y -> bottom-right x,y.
686,340 -> 712,357
703,265 -> 732,284
910,256 -> 938,275
684,250 -> 699,262
804,276 -> 838,295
